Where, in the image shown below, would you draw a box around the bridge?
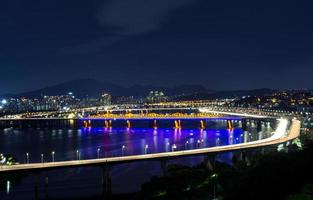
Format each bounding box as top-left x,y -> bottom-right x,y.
0,107 -> 269,121
0,105 -> 310,122
0,108 -> 272,129
0,118 -> 300,173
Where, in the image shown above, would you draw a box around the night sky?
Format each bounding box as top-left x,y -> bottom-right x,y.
1,0 -> 313,93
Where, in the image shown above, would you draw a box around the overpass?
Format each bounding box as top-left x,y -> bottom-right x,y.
0,118 -> 300,173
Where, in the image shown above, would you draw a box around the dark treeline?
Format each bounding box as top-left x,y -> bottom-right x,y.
137,136 -> 313,200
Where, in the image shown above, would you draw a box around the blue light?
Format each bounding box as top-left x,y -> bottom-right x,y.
80,117 -> 242,121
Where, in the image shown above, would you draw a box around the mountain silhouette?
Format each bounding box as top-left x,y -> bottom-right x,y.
15,79 -> 211,98
2,79 -> 275,99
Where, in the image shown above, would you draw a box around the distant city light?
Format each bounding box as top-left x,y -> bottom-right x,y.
68,113 -> 76,119
63,106 -> 70,111
1,99 -> 7,104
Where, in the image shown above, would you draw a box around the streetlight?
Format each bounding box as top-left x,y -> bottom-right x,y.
197,139 -> 201,148
51,151 -> 55,162
216,138 -> 220,146
201,139 -> 204,145
145,144 -> 148,154
97,148 -> 100,159
171,144 -> 177,152
41,154 -> 44,163
122,145 -> 126,156
26,153 -> 29,164
185,141 -> 189,149
76,150 -> 80,160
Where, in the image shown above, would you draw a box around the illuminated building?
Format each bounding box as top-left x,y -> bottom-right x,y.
146,91 -> 168,103
100,93 -> 111,105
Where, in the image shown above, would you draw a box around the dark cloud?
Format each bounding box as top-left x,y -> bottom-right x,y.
97,0 -> 196,35
61,0 -> 197,54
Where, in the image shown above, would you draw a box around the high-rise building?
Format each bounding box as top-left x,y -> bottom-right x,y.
101,93 -> 111,105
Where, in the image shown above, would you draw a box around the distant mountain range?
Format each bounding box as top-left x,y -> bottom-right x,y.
0,78 -> 276,99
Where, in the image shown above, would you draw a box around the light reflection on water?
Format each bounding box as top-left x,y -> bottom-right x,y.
0,129 -> 247,163
0,119 -> 274,199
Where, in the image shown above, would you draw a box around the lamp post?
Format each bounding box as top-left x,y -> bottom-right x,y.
51,151 -> 55,162
122,145 -> 126,156
145,144 -> 148,154
26,153 -> 29,164
166,142 -> 170,152
41,154 -> 44,163
185,141 -> 189,150
97,148 -> 100,159
197,139 -> 201,148
171,144 -> 177,152
76,150 -> 80,160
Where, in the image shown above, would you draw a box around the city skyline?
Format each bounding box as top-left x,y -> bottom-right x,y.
1,1 -> 313,200
1,0 -> 313,93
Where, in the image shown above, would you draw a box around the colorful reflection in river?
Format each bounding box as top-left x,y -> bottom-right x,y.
0,119 -> 274,199
0,119 -> 273,164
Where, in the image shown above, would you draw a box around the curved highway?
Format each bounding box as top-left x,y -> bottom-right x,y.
0,117 -> 301,173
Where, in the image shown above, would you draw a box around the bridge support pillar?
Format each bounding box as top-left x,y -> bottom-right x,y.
284,142 -> 289,153
239,151 -> 248,162
160,159 -> 168,176
242,119 -> 247,131
260,147 -> 265,155
232,151 -> 248,166
257,121 -> 262,132
44,174 -> 49,200
102,165 -> 112,200
238,150 -> 252,166
34,175 -> 39,200
203,154 -> 216,171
